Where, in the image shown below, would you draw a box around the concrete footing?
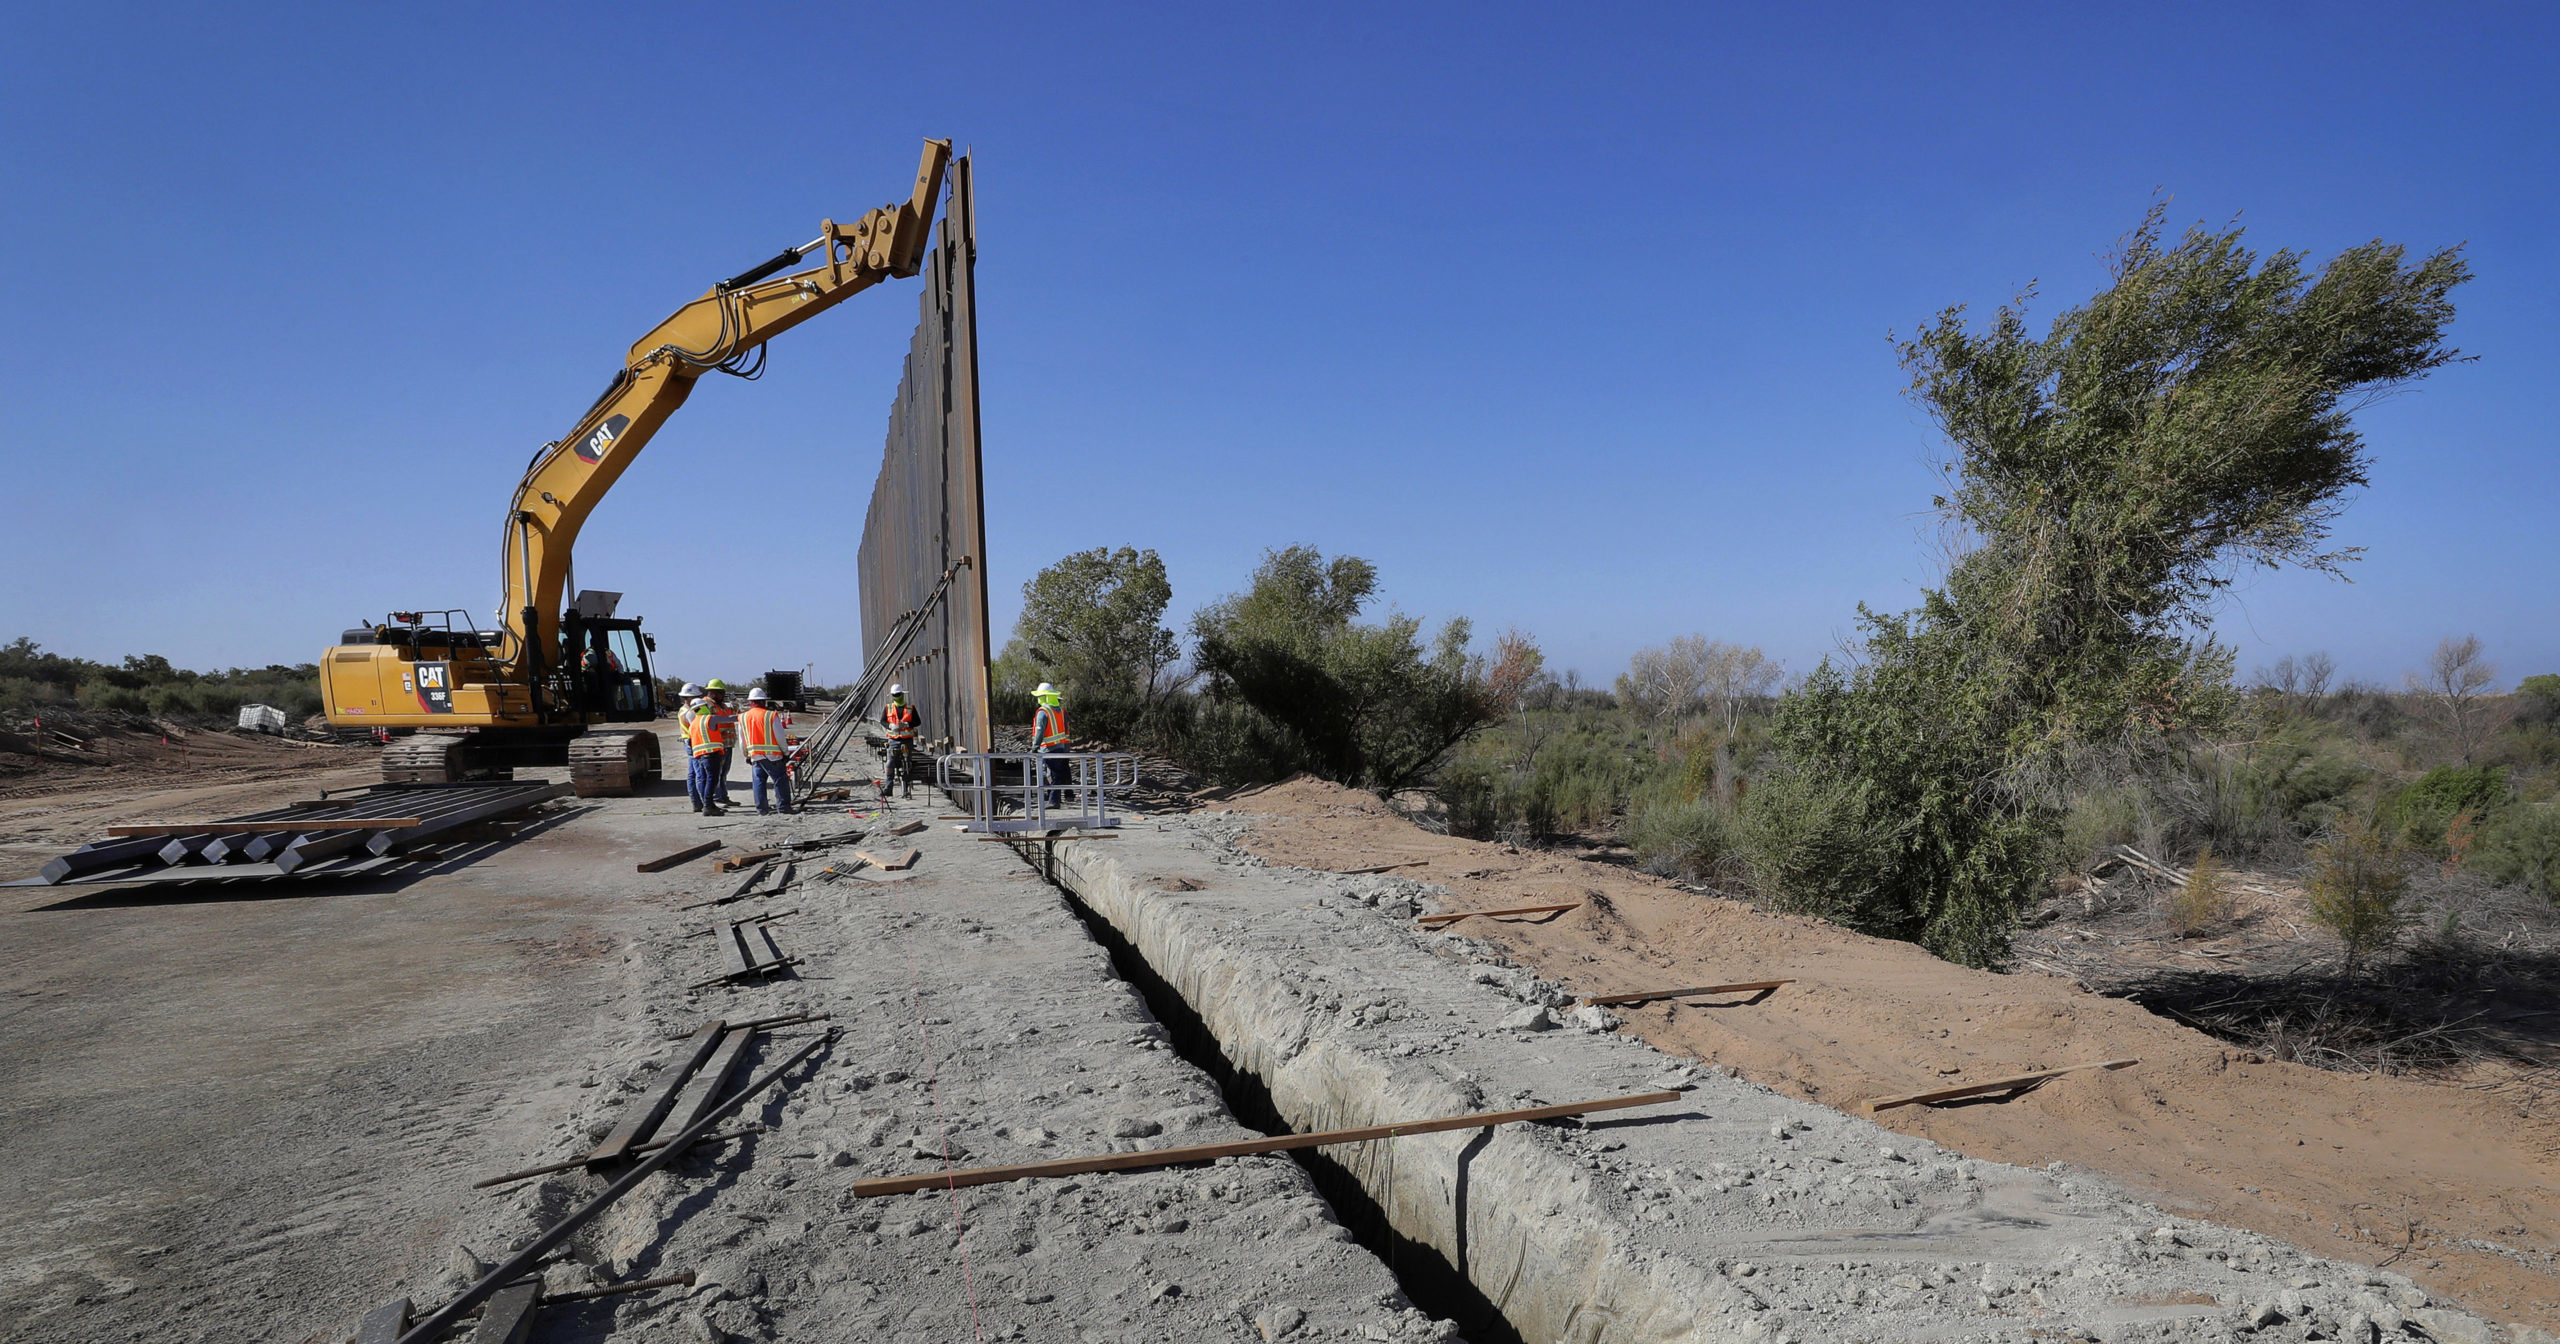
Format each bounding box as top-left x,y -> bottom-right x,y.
1028,809 -> 2531,1344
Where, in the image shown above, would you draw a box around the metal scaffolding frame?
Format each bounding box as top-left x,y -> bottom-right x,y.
854,153 -> 992,758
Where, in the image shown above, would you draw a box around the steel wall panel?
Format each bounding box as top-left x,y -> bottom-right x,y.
856,156 -> 993,753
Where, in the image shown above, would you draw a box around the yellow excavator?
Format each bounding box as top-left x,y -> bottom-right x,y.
320,139 -> 953,795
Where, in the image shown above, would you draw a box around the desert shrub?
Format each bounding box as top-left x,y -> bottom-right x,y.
145,683 -> 202,717
2059,783 -> 2142,867
2383,764 -> 2509,856
77,679 -> 150,715
2473,799 -> 2560,902
2168,846 -> 2232,936
2518,674 -> 2560,726
1624,782 -> 1741,882
2304,818 -> 2413,975
2238,733 -> 2368,838
0,676 -> 65,714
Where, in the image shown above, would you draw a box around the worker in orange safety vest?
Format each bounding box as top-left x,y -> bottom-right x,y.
700,679 -> 739,807
740,686 -> 793,815
879,684 -> 920,800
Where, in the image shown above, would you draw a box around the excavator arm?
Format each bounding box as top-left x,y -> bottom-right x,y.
493,138 -> 951,704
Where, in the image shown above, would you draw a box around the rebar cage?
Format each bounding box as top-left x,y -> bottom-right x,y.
936,751 -> 1137,834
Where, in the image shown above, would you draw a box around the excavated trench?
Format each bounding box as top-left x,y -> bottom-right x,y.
1038,856 -> 1527,1344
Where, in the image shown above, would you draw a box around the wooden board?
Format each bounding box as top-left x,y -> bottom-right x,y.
354,1298 -> 410,1344
717,848 -> 784,872
1416,902 -> 1583,927
888,819 -> 928,837
1864,1058 -> 2139,1113
853,849 -> 918,871
852,1090 -> 1683,1197
106,818 -> 423,837
723,923 -> 759,979
662,1027 -> 756,1132
468,1279 -> 542,1344
586,1020 -> 726,1168
637,840 -> 723,873
1579,979 -> 1794,1007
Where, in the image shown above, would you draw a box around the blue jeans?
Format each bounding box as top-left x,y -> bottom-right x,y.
715,747 -> 735,802
752,759 -> 792,814
688,753 -> 722,810
1041,751 -> 1070,811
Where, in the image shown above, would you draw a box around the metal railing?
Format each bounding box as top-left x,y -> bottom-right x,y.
935,751 -> 1136,834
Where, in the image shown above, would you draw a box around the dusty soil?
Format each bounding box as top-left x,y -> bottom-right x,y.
1226,776 -> 2560,1332
0,734 -> 1433,1343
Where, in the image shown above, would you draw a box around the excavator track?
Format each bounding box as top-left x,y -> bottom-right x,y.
381,732 -> 514,785
568,730 -> 661,797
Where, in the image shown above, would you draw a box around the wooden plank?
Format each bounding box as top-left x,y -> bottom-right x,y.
851,1090 -> 1683,1198
743,921 -> 788,973
1342,859 -> 1428,875
585,1020 -> 726,1168
354,1298 -> 411,1344
1416,902 -> 1583,927
467,1280 -> 542,1344
1864,1058 -> 2140,1113
637,840 -> 723,873
853,848 -> 919,871
661,1027 -> 756,1132
106,818 -> 423,837
1579,979 -> 1794,1007
888,819 -> 928,837
717,848 -> 784,872
723,923 -> 758,979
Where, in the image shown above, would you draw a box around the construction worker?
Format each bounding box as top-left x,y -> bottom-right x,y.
879,683 -> 920,800
683,690 -> 727,816
674,683 -> 709,811
701,679 -> 739,806
741,687 -> 793,815
1033,681 -> 1071,810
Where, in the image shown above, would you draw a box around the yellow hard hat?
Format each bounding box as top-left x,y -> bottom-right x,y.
704,678 -> 728,691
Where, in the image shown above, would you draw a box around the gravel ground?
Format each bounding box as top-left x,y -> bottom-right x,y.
0,738 -> 1438,1343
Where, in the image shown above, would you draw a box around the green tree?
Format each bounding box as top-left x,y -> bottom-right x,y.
1190,546 -> 1489,793
1011,546 -> 1182,707
1757,208 -> 2468,967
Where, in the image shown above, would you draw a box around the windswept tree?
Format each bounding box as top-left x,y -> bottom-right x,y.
2410,634 -> 2498,763
1190,546 -> 1490,793
1755,207 -> 2468,966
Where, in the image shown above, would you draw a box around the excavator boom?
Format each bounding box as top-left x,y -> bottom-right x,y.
495,139 -> 950,700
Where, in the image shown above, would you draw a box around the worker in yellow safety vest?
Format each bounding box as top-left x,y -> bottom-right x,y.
740,687 -> 793,815
683,690 -> 728,817
1033,681 -> 1071,810
879,683 -> 920,800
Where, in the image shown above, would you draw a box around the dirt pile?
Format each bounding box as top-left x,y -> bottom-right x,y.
1225,775 -> 2560,1331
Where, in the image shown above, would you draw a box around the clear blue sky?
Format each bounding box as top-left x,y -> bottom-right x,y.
3,3 -> 2551,694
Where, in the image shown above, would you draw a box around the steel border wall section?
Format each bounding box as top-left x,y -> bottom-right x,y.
856,155 -> 993,753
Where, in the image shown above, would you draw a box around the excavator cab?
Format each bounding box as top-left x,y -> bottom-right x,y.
565,615 -> 657,720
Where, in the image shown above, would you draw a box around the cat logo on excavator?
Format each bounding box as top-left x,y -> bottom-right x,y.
572,414 -> 631,464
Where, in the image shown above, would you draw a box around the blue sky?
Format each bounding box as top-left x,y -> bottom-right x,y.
2,3 -> 2551,693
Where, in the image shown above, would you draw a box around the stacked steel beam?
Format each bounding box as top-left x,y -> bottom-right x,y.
16,780 -> 569,888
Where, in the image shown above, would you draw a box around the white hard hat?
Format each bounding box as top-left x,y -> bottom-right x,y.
747,687 -> 767,701
1034,682 -> 1057,696
888,683 -> 904,695
679,682 -> 702,697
